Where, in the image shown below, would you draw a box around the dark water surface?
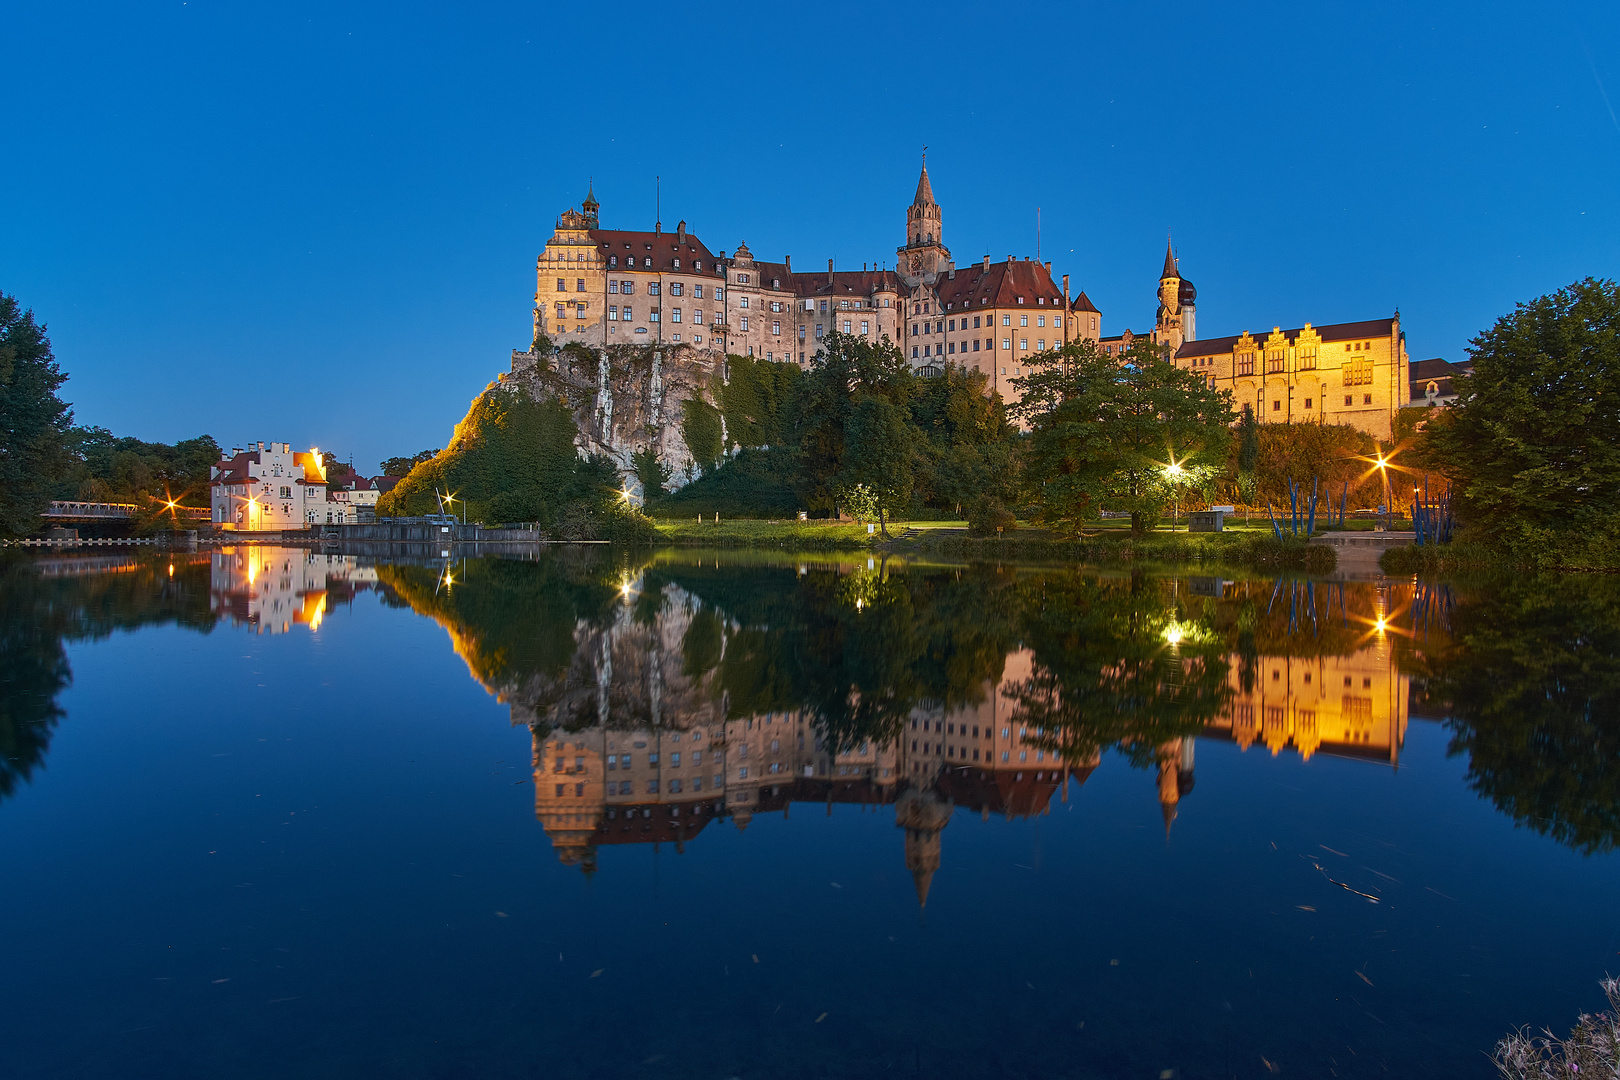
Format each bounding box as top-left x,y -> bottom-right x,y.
2,546 -> 1617,1079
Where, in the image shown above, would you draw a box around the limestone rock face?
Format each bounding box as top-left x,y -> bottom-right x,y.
502,344 -> 721,495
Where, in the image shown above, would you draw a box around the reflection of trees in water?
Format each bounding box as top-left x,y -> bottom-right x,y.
0,554 -> 216,803
650,559 -> 1023,754
1424,574 -> 1620,855
1006,570 -> 1231,769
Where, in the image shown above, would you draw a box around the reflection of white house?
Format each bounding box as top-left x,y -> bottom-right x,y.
209,546 -> 378,634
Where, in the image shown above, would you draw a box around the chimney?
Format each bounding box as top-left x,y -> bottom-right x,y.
676,220 -> 686,244
785,254 -> 791,273
827,258 -> 834,285
1045,261 -> 1052,274
655,220 -> 661,235
1062,273 -> 1070,304
947,267 -> 955,279
982,255 -> 990,271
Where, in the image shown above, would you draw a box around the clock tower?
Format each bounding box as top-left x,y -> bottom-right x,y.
897,157 -> 952,288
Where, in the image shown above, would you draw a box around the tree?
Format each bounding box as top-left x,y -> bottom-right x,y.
837,395 -> 915,537
631,445 -> 673,498
791,331 -> 913,514
1012,339 -> 1236,535
1427,278 -> 1620,555
1235,405 -> 1259,505
380,449 -> 439,478
0,293 -> 73,536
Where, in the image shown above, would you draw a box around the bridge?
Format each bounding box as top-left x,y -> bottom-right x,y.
43,501 -> 211,523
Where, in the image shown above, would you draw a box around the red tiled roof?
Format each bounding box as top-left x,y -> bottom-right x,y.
931,259 -> 1067,311
591,229 -> 721,274
1072,290 -> 1100,314
790,268 -> 905,299
1175,317 -> 1398,359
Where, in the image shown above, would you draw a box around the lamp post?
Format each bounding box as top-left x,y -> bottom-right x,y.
1374,455 -> 1393,532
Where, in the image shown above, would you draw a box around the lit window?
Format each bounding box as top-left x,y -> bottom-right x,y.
608,306 -> 617,320
1002,338 -> 1010,350
576,279 -> 585,292
1002,315 -> 1011,326
608,281 -> 619,294
672,308 -> 681,323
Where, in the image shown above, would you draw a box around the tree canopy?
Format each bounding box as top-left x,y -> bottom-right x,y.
1011,339 -> 1236,534
0,293 -> 73,536
1427,277 -> 1620,556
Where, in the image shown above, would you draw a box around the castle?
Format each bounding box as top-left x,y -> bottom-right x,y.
533,164 -> 1409,439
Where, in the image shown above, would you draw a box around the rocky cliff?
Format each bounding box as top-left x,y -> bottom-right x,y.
500,343 -> 722,496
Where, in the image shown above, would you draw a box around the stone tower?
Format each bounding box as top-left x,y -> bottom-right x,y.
897,158 -> 952,287
581,181 -> 600,228
1153,237 -> 1197,354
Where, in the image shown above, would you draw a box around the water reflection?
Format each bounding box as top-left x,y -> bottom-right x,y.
5,545 -> 1616,868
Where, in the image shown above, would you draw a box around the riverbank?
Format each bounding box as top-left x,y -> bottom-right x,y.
651,519 -> 1337,571
1379,537 -> 1620,574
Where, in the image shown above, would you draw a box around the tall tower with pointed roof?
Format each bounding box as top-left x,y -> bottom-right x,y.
581,181 -> 599,228
1154,236 -> 1196,355
897,157 -> 952,288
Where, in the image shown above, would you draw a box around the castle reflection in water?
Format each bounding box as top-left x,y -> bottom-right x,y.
194,549 -> 1423,905
517,572 -> 1412,905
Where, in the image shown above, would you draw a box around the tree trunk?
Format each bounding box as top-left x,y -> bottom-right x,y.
878,505 -> 890,539
1130,510 -> 1147,537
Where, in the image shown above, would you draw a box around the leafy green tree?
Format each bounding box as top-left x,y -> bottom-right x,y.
58,427 -> 222,508
1235,405 -> 1259,505
631,445 -> 673,498
380,449 -> 440,478
1011,339 -> 1236,535
837,396 -> 915,536
717,354 -> 801,450
791,331 -> 913,514
0,294 -> 73,536
1427,278 -> 1620,555
1250,422 -> 1381,512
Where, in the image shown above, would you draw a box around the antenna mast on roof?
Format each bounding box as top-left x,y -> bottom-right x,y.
1037,207 -> 1041,263
655,175 -> 661,234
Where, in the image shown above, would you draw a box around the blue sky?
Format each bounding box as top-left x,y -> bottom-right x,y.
4,1 -> 1616,473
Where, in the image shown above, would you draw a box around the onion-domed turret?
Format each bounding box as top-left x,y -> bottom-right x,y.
1179,277 -> 1196,306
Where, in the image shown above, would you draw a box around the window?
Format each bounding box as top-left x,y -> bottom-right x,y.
816,324 -> 823,338
1364,393 -> 1373,405
673,259 -> 681,269
740,316 -> 749,331
1273,400 -> 1281,411
1304,397 -> 1313,409
609,256 -> 617,268
771,301 -> 781,313
694,284 -> 704,298
622,307 -> 632,321
1037,315 -> 1045,327
608,306 -> 618,320
693,309 -> 703,324
555,303 -> 565,319
739,296 -> 749,308
974,316 -> 981,328
608,281 -> 619,294
671,753 -> 680,766
860,320 -> 869,334
715,288 -> 723,301
842,320 -> 851,333
648,283 -> 661,296
738,767 -> 748,779
1299,346 -> 1317,370
912,346 -> 919,358
1266,349 -> 1284,373
621,281 -> 634,295
1002,315 -> 1012,326
650,310 -> 659,322
621,754 -> 631,768
973,339 -> 980,351
671,282 -> 683,296
1237,351 -> 1256,376
773,321 -> 781,335
1001,338 -> 1010,350
556,278 -> 566,292
840,300 -> 849,310
576,279 -> 586,292
1345,394 -> 1353,406
739,274 -> 749,284
1020,315 -> 1029,327
647,780 -> 659,794
672,308 -> 681,323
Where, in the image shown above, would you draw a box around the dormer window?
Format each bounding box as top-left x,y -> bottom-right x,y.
673,258 -> 681,269
609,256 -> 617,267
772,278 -> 779,288
694,260 -> 701,270
1017,297 -> 1025,304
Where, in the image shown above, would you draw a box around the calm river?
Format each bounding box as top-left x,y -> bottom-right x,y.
1,546 -> 1616,1079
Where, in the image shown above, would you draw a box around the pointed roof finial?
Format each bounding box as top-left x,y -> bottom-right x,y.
1162,231 -> 1178,279
913,148 -> 935,206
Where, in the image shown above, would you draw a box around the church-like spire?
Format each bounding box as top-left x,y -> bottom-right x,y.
913,154 -> 935,207
1162,234 -> 1178,279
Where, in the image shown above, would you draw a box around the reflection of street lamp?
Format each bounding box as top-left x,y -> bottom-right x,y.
1164,460 -> 1185,532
